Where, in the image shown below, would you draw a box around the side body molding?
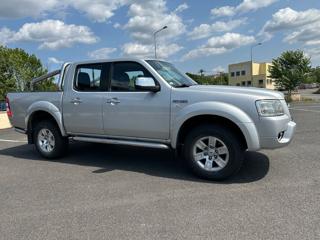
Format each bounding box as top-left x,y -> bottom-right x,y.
25,101 -> 67,136
171,101 -> 260,151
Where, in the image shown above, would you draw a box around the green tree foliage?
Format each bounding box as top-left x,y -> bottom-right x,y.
308,67 -> 320,93
269,50 -> 311,98
0,46 -> 56,101
186,72 -> 228,85
308,67 -> 320,83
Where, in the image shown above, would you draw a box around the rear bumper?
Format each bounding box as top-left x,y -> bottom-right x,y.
259,120 -> 296,149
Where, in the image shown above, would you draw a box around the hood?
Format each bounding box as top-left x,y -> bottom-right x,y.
187,85 -> 284,99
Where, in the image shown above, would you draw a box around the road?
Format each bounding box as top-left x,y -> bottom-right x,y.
298,88 -> 320,101
0,103 -> 319,240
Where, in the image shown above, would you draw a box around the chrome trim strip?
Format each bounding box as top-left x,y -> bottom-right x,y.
15,128 -> 26,134
72,136 -> 170,149
68,132 -> 171,144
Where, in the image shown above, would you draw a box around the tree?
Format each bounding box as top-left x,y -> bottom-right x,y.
186,72 -> 228,85
308,67 -> 320,93
0,46 -> 55,101
198,69 -> 205,76
269,50 -> 311,100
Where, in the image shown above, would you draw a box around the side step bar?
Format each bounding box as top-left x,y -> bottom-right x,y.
72,136 -> 170,149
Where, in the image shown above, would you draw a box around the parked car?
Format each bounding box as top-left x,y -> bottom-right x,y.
0,102 -> 6,111
6,58 -> 296,180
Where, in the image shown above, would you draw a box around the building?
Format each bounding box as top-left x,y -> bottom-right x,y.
228,61 -> 275,89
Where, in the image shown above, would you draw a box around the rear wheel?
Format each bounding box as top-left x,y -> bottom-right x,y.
33,120 -> 68,159
184,124 -> 244,180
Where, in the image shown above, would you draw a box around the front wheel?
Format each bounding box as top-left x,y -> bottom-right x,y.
184,124 -> 244,180
33,120 -> 68,159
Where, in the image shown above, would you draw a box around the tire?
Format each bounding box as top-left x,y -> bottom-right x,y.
33,120 -> 68,159
183,124 -> 244,180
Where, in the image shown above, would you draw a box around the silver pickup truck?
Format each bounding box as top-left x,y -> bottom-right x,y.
6,58 -> 296,180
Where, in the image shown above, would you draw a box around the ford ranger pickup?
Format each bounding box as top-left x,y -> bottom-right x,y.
6,58 -> 296,180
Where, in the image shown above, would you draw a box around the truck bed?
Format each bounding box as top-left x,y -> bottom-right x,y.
7,92 -> 63,130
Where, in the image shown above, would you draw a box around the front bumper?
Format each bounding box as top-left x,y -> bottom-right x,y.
259,120 -> 296,149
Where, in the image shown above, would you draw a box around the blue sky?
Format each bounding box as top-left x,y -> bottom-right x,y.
1,0 -> 320,74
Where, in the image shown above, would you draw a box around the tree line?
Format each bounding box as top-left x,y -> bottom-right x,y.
0,46 -> 56,101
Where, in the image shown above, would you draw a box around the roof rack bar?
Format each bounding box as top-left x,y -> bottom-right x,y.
31,69 -> 61,90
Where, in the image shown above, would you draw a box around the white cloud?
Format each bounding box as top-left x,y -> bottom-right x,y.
0,27 -> 15,45
182,33 -> 255,60
262,8 -> 320,33
211,6 -> 236,17
0,0 -> 128,22
121,0 -> 185,59
174,3 -> 189,13
88,47 -> 117,59
113,23 -> 121,29
48,57 -> 63,64
305,47 -> 320,60
212,66 -> 226,73
70,0 -> 128,23
260,8 -> 320,46
123,0 -> 186,44
2,20 -> 98,50
236,0 -> 278,14
0,0 -> 59,18
122,42 -> 182,59
211,0 -> 278,18
284,23 -> 320,46
188,18 -> 247,40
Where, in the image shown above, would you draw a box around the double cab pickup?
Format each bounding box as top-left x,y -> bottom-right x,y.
6,58 -> 296,180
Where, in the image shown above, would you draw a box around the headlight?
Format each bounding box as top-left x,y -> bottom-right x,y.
256,100 -> 284,117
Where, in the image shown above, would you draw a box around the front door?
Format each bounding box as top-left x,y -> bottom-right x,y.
103,61 -> 171,140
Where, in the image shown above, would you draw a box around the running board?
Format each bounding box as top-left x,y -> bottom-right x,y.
72,136 -> 170,149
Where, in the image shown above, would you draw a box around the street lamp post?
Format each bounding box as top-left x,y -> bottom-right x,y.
250,43 -> 262,83
154,26 -> 168,59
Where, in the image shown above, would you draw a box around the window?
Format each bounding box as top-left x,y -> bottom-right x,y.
241,81 -> 246,86
236,71 -> 240,76
259,79 -> 264,85
147,60 -> 196,87
241,70 -> 246,76
111,62 -> 155,91
247,81 -> 252,86
236,83 -> 240,86
231,72 -> 235,77
75,64 -> 103,91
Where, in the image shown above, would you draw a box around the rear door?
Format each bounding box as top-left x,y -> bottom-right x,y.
63,63 -> 109,135
102,61 -> 171,140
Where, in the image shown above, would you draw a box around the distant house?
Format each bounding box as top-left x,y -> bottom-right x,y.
228,61 -> 275,89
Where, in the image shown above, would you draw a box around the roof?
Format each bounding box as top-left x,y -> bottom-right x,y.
66,57 -> 165,65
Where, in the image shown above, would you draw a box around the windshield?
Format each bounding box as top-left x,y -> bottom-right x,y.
146,60 -> 197,87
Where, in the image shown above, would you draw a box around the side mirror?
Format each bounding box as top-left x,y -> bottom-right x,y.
135,77 -> 160,92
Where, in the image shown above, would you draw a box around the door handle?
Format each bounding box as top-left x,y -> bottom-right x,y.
106,98 -> 120,104
70,98 -> 82,105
